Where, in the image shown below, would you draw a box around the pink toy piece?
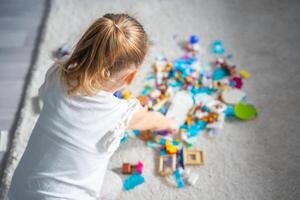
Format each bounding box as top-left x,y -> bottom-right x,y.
231,76 -> 243,89
137,162 -> 144,174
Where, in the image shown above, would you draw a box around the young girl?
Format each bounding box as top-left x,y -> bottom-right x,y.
8,13 -> 178,200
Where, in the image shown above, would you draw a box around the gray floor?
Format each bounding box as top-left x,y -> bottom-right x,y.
0,0 -> 47,174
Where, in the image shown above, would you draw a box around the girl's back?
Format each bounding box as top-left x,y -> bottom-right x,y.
8,13 -> 178,200
8,64 -> 140,199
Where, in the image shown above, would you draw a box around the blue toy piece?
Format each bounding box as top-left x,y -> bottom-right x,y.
159,138 -> 167,145
212,40 -> 225,55
212,67 -> 229,80
123,172 -> 145,191
189,35 -> 199,44
147,141 -> 160,148
160,149 -> 167,156
191,87 -> 215,95
120,132 -> 129,143
132,130 -> 141,136
201,106 -> 210,112
174,169 -> 185,188
178,149 -> 185,168
113,90 -> 123,99
225,106 -> 235,117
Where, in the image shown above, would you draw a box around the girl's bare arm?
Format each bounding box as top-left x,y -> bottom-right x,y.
127,107 -> 179,133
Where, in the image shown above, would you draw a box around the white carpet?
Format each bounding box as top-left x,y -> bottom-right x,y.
1,0 -> 300,199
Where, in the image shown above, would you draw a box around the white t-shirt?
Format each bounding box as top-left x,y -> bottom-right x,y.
8,64 -> 141,200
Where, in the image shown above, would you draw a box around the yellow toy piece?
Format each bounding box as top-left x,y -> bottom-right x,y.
123,90 -> 132,100
166,142 -> 177,154
239,70 -> 251,79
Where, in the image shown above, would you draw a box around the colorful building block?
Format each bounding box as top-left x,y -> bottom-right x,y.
123,172 -> 145,191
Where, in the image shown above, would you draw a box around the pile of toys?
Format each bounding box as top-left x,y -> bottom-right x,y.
117,35 -> 257,190
53,35 -> 258,190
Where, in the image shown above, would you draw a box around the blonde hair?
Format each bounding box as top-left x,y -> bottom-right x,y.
60,13 -> 149,96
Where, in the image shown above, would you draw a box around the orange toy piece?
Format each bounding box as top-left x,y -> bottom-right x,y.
201,112 -> 218,123
186,115 -> 193,126
137,95 -> 149,106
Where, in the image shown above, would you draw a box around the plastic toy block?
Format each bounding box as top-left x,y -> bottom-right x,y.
166,142 -> 178,154
113,90 -> 123,99
183,149 -> 204,166
174,169 -> 185,188
123,172 -> 145,191
239,70 -> 251,79
132,130 -> 141,136
160,149 -> 167,156
159,154 -> 177,176
0,130 -> 8,152
123,90 -> 132,100
138,130 -> 153,141
137,162 -> 144,174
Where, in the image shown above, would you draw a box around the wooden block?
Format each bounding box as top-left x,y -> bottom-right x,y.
158,154 -> 177,176
184,149 -> 204,165
122,163 -> 132,174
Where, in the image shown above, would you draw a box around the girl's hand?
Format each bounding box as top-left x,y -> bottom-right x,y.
165,117 -> 180,134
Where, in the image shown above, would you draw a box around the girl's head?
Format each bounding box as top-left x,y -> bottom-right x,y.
60,13 -> 149,96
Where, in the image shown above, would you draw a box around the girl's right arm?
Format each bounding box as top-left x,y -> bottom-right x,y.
127,107 -> 179,133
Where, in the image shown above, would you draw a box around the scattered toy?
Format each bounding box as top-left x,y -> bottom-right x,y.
123,172 -> 145,191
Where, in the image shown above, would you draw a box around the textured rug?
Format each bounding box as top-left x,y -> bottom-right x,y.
1,0 -> 300,199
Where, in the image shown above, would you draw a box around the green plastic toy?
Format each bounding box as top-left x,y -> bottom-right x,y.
234,103 -> 257,120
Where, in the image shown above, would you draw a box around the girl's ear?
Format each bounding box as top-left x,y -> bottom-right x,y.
125,70 -> 138,85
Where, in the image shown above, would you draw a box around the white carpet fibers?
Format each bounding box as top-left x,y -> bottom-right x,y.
1,0 -> 300,199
